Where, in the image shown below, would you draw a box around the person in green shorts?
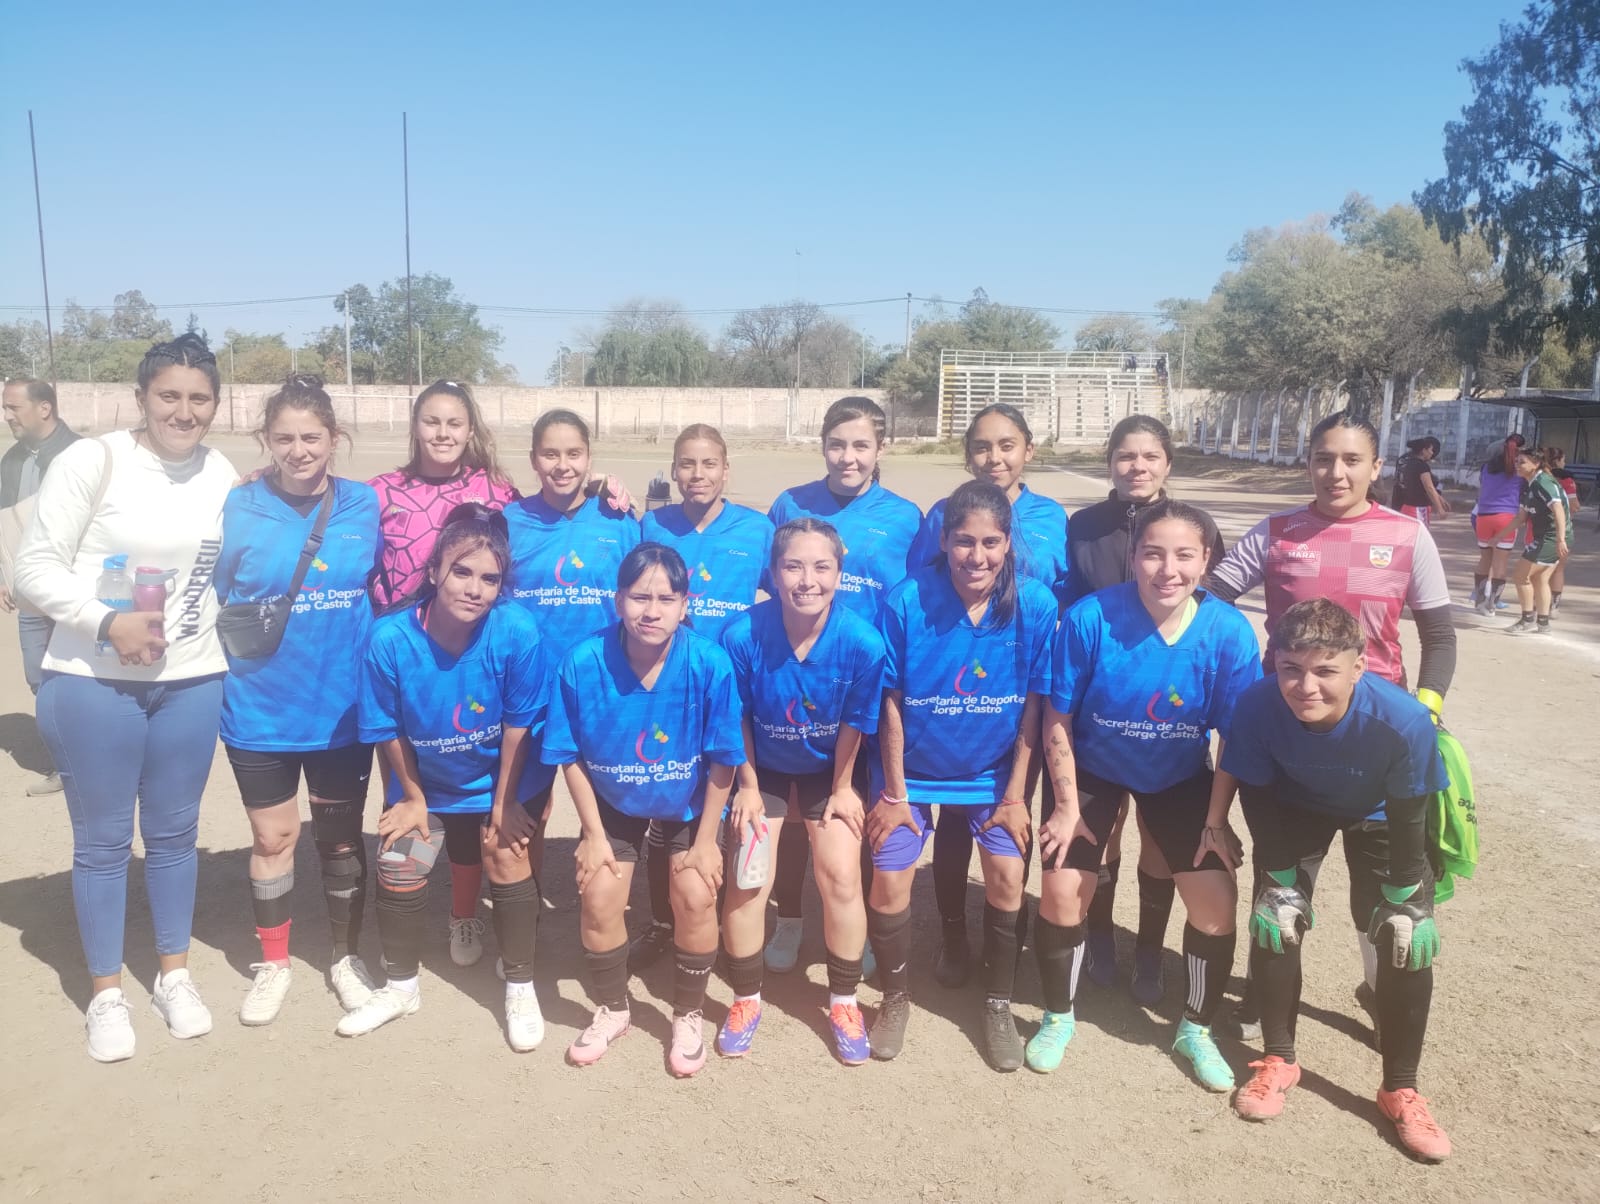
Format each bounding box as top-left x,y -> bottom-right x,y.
1506,446 -> 1571,636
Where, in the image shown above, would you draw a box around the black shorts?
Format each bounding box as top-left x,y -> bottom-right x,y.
604,798 -> 704,864
1239,788 -> 1435,932
756,766 -> 834,822
226,743 -> 374,809
440,790 -> 553,865
1043,766 -> 1225,873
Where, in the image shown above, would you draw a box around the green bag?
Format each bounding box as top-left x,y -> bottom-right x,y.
1429,727 -> 1479,904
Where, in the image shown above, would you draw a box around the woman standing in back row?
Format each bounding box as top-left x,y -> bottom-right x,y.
765,397 -> 921,975
216,375 -> 381,1027
17,334 -> 238,1063
1061,415 -> 1224,1003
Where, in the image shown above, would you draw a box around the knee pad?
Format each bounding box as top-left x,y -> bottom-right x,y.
376,828 -> 442,894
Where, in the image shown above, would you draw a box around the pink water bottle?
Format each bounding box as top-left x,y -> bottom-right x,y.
133,566 -> 177,650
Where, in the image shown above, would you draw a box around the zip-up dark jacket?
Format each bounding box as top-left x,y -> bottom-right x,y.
1,421 -> 81,508
1064,489 -> 1227,605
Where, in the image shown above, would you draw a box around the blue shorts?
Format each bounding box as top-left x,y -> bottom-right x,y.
867,764 -> 1023,871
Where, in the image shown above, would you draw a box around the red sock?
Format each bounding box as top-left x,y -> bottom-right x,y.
450,863 -> 483,919
257,920 -> 292,964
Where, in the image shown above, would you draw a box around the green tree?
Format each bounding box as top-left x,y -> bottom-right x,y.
1417,0 -> 1600,346
879,290 -> 1060,410
1073,314 -> 1158,352
317,276 -> 511,385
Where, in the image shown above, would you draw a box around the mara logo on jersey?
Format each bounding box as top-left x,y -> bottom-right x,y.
1368,544 -> 1394,568
635,722 -> 670,763
1147,684 -> 1186,722
452,697 -> 488,733
554,549 -> 586,586
784,696 -> 819,726
1285,543 -> 1318,561
953,657 -> 989,696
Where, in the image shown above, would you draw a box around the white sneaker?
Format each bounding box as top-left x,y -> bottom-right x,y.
150,969 -> 213,1039
449,916 -> 485,967
335,985 -> 419,1037
85,987 -> 135,1063
505,986 -> 545,1052
239,962 -> 292,1026
329,954 -> 376,1012
766,916 -> 804,973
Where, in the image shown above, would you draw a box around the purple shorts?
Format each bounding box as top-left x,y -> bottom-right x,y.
867,765 -> 1024,871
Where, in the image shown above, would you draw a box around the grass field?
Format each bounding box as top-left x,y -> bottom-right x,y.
1,434 -> 1594,1203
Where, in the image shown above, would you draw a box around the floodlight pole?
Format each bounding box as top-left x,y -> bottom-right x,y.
28,112 -> 56,385
404,112 -> 413,390
904,293 -> 911,360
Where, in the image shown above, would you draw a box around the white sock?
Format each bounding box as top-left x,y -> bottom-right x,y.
505,981 -> 535,999
734,992 -> 761,1004
828,992 -> 856,1008
387,974 -> 419,996
1358,933 -> 1379,990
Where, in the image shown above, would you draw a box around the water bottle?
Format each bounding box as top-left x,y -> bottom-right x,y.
133,566 -> 178,654
95,555 -> 134,657
645,472 -> 672,512
735,818 -> 771,890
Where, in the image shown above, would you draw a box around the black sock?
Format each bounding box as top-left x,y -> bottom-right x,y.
1250,937 -> 1301,1062
489,875 -> 540,984
1376,936 -> 1433,1091
772,828 -> 809,919
585,941 -> 631,1011
1136,869 -> 1176,951
1537,614 -> 1551,628
1033,917 -> 1085,1014
646,827 -> 674,929
375,882 -> 428,980
825,949 -> 863,996
867,906 -> 912,996
250,870 -> 294,931
1180,924 -> 1235,1025
1490,578 -> 1506,602
932,808 -> 975,924
673,947 -> 716,1016
981,903 -> 1022,1003
1472,573 -> 1487,597
724,949 -> 764,999
1086,858 -> 1119,934
1522,610 -> 1536,621
1551,590 -> 1563,606
312,799 -> 367,960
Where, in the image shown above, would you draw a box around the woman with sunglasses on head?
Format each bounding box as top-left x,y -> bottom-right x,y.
542,543 -> 744,1077
345,504 -> 552,1051
631,424 -> 772,970
1061,415 -> 1225,1003
718,518 -> 887,1064
16,334 -> 237,1062
867,481 -> 1057,1071
1033,500 -> 1259,1086
765,396 -> 920,976
215,375 -> 381,1026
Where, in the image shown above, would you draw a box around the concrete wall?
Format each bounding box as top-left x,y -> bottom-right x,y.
47,383 -> 892,442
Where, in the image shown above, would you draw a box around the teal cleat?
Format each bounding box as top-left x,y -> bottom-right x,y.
1173,1018 -> 1235,1092
1024,1010 -> 1076,1073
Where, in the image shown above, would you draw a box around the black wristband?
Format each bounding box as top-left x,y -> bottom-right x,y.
96,611 -> 117,643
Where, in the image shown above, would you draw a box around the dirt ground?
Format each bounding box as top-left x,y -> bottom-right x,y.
1,433 -> 1596,1203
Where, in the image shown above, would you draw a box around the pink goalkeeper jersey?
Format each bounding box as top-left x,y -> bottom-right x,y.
368,467 -> 519,608
1207,502 -> 1450,686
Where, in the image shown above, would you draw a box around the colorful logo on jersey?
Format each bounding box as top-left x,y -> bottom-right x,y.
1368,544 -> 1394,568
688,560 -> 712,598
554,549 -> 586,586
635,722 -> 670,763
953,657 -> 989,696
452,697 -> 488,732
784,696 -> 819,726
1146,684 -> 1185,722
312,557 -> 328,572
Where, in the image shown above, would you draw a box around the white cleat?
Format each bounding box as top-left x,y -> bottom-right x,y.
505,987 -> 546,1052
335,985 -> 420,1037
239,962 -> 292,1026
329,955 -> 376,1012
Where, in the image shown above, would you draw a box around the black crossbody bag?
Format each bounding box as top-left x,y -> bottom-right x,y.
216,488 -> 333,660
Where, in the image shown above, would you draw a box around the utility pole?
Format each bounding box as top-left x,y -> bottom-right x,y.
417,327 -> 423,384
1178,325 -> 1187,394
403,112 -> 413,390
343,292 -> 353,388
903,293 -> 912,360
28,112 -> 56,385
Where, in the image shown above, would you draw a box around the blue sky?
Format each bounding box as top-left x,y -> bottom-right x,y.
1,0 -> 1519,381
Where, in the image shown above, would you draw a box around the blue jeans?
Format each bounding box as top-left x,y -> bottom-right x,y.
37,672 -> 224,978
18,613 -> 56,772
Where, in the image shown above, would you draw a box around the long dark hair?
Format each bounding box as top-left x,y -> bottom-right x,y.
941,480 -> 1017,626
1310,411 -> 1382,504
1131,498 -> 1221,575
617,541 -> 689,594
426,502 -> 512,599
1106,413 -> 1173,465
1484,432 -> 1526,476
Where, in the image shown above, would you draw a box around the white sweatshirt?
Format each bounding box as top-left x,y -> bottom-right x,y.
14,430 -> 236,682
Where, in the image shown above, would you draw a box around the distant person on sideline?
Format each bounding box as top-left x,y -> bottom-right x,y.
1,378 -> 81,795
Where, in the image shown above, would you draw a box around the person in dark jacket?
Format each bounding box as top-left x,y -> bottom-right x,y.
1,378 -> 81,795
1063,414 -> 1225,1003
